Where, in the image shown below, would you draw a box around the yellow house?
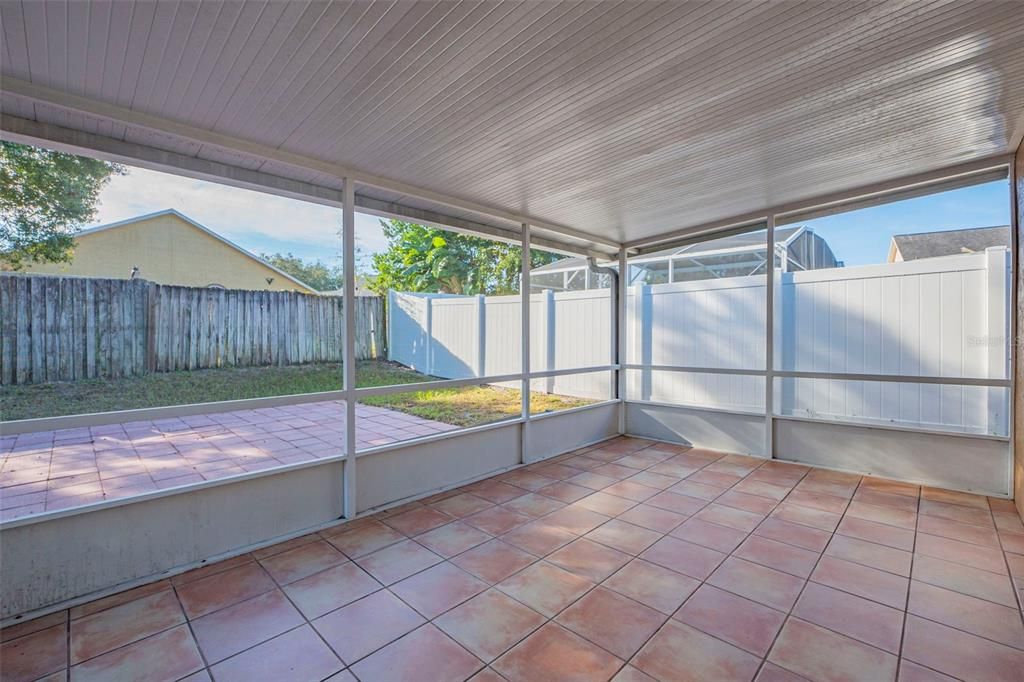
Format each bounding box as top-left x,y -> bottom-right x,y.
23,209 -> 316,293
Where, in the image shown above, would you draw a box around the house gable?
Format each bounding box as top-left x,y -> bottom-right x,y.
23,210 -> 317,293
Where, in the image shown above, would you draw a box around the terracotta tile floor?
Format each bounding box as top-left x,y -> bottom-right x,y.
0,401 -> 457,521
2,436 -> 1024,682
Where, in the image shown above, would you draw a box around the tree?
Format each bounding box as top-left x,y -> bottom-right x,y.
261,252 -> 344,292
0,141 -> 124,269
369,219 -> 563,295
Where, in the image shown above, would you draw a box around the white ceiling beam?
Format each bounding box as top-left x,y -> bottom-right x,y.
1,77 -> 620,252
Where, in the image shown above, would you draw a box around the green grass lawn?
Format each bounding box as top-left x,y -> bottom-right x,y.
0,360 -> 592,426
361,382 -> 592,427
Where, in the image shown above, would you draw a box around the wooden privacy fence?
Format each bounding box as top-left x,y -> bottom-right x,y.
0,274 -> 384,385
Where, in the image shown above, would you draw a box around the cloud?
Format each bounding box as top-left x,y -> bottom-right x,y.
92,167 -> 390,261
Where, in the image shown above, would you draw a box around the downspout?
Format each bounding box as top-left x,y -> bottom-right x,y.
587,256 -> 620,378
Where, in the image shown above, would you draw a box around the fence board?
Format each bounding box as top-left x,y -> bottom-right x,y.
72,278 -> 84,380
198,289 -> 209,369
43,277 -> 56,383
15,277 -> 28,384
33,279 -> 49,383
98,280 -> 111,378
0,277 -> 13,385
0,275 -> 383,385
113,280 -> 125,378
118,280 -> 129,377
29,279 -> 44,383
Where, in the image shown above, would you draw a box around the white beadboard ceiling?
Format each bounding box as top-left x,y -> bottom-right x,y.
1,0 -> 1023,249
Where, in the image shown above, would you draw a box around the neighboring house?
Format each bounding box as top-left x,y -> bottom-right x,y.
20,209 -> 317,293
887,225 -> 1010,262
530,226 -> 840,292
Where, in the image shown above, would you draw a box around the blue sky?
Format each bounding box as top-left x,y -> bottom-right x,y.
91,167 -> 1010,270
798,181 -> 1010,266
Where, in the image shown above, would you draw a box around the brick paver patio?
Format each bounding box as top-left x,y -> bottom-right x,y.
2,436 -> 1022,681
0,401 -> 457,521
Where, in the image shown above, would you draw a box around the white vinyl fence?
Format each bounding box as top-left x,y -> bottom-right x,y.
789,248 -> 1009,435
389,247 -> 1010,435
388,289 -> 612,399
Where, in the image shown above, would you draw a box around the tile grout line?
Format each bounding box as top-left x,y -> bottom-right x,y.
992,502 -> 1024,600
64,605 -> 71,678
172,580 -> 215,680
991,499 -> 1024,635
895,479 -> 922,679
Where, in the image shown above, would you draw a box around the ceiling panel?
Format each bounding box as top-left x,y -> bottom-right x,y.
2,0 -> 1022,246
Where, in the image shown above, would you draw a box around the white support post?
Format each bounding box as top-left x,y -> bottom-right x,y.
424,297 -> 434,376
1009,153 -> 1020,506
477,294 -> 487,378
639,285 -> 653,402
987,245 -> 1009,434
986,246 -> 1009,381
609,273 -> 617,402
521,224 -> 531,464
386,289 -> 394,362
617,248 -> 628,434
764,215 -> 776,459
545,289 -> 555,394
342,177 -> 357,519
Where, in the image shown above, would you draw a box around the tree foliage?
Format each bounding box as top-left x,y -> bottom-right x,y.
0,141 -> 124,269
368,219 -> 563,295
261,252 -> 344,292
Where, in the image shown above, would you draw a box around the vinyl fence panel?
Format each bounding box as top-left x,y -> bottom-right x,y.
774,249 -> 1008,435
388,289 -> 611,399
626,274 -> 767,412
